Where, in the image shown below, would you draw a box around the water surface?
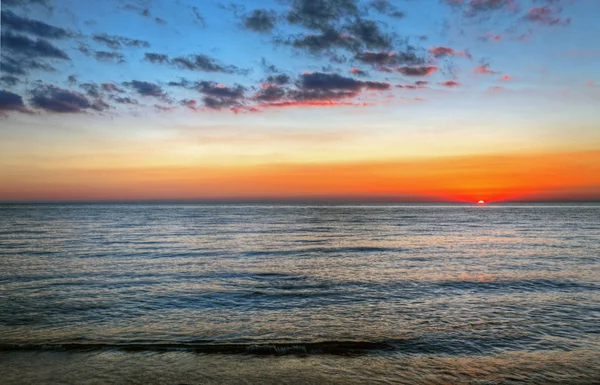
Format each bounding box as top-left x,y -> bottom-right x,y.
1,204 -> 599,384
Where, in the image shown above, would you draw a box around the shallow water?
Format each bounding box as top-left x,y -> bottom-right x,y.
1,204 -> 599,384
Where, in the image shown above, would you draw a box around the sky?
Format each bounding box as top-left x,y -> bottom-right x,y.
1,0 -> 599,202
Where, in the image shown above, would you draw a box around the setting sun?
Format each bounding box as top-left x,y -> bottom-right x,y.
478,200 -> 485,204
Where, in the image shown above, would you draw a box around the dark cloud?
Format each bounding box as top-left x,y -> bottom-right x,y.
1,54 -> 56,75
80,83 -> 101,98
145,52 -> 242,74
243,9 -> 277,33
300,72 -> 390,91
195,81 -> 245,100
124,80 -> 166,98
415,80 -> 429,86
288,28 -> 360,54
101,83 -> 124,93
1,32 -> 70,60
1,75 -> 21,87
355,50 -> 423,66
0,89 -> 30,115
169,54 -> 243,74
345,18 -> 392,50
287,0 -> 360,30
255,85 -> 286,102
267,74 -> 291,85
93,34 -> 150,49
78,44 -> 126,63
203,96 -> 241,110
169,80 -> 247,110
94,51 -> 126,63
30,84 -> 94,113
67,75 -> 78,85
1,10 -> 73,39
167,78 -> 191,88
112,96 -> 139,104
368,0 -> 405,18
397,66 -> 438,76
154,17 -> 167,25
301,72 -> 363,91
363,80 -> 391,90
144,52 -> 169,64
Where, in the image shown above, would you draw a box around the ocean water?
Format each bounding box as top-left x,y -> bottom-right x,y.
0,204 -> 599,384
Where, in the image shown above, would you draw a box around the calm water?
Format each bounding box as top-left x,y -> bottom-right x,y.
0,204 -> 599,384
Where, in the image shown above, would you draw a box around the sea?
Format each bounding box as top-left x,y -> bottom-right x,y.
0,203 -> 599,384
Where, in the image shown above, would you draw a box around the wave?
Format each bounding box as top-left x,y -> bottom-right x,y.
0,341 -> 394,355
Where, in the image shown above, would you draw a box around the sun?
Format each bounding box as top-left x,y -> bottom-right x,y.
478,200 -> 485,205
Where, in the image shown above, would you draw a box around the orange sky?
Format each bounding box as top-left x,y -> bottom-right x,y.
2,150 -> 598,202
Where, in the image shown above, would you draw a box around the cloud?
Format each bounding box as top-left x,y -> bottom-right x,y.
144,52 -> 169,64
195,81 -> 245,99
415,80 -> 429,86
180,99 -> 199,110
2,0 -> 51,8
444,0 -> 518,17
499,75 -> 512,81
30,84 -> 97,113
474,63 -> 498,74
345,18 -> 393,50
525,6 -> 570,26
112,96 -> 139,104
243,9 -> 277,33
1,76 -> 21,87
173,54 -> 244,73
190,6 -> 206,26
368,0 -> 405,18
171,80 -> 246,110
92,34 -> 150,49
203,96 -> 241,110
286,0 -> 360,30
101,83 -> 124,93
397,66 -> 438,76
350,68 -> 368,76
123,80 -> 166,98
288,28 -> 360,54
439,80 -> 460,87
1,10 -> 73,39
355,50 -> 423,66
94,51 -> 126,63
144,52 -> 244,74
1,31 -> 70,60
266,74 -> 291,85
79,83 -> 101,98
301,72 -> 373,91
429,46 -> 472,59
0,55 -> 55,75
0,89 -> 30,115
255,85 -> 287,102
78,44 -> 126,63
